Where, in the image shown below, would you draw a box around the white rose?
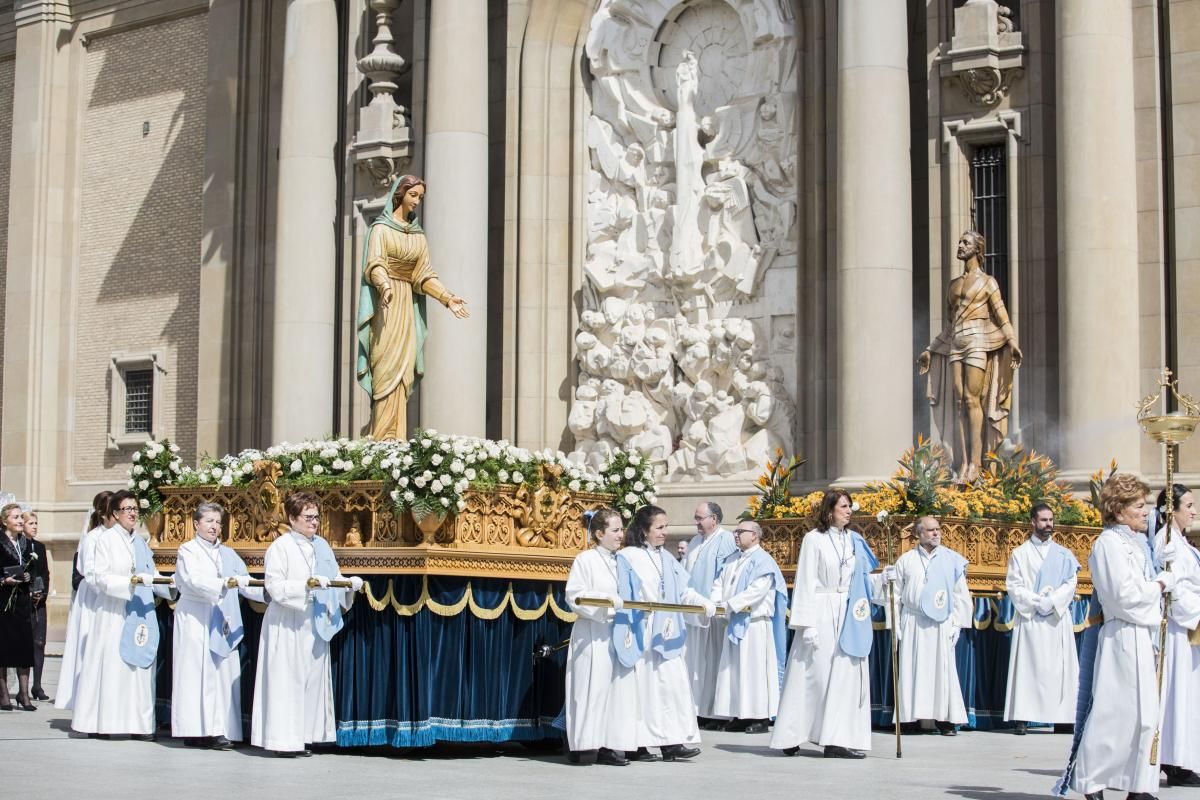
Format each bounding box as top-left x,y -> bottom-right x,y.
512,471 -> 524,483
331,459 -> 344,471
312,464 -> 324,475
431,480 -> 443,492
398,476 -> 409,488
624,467 -> 636,479
646,493 -> 656,502
439,474 -> 451,486
221,474 -> 234,486
389,490 -> 399,501
421,439 -> 432,448
291,459 -> 302,474
585,482 -> 596,492
127,480 -> 136,489
622,509 -> 632,519
242,463 -> 253,474
132,452 -> 141,462
851,501 -> 860,512
568,480 -> 581,492
211,467 -> 223,479
198,472 -> 210,483
402,455 -> 414,467
876,510 -> 890,523
456,499 -> 467,512
624,492 -> 637,504
362,455 -> 373,466
608,475 -> 620,485
441,497 -> 450,507
139,498 -> 150,509
170,443 -> 180,453
403,491 -> 415,502
422,470 -> 433,481
392,469 -> 402,480
498,470 -> 509,482
153,470 -> 163,479
633,481 -> 644,491
431,453 -> 444,466
414,477 -> 427,489
465,468 -> 477,481
132,465 -> 144,476
450,459 -> 464,474
138,479 -> 150,491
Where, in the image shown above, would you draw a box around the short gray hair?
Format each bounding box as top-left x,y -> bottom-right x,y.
914,515 -> 939,534
193,502 -> 226,523
706,501 -> 723,523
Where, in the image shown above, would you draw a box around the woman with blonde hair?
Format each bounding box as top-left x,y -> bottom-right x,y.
0,503 -> 35,710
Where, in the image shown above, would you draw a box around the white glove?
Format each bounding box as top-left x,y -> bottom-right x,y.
609,594 -> 624,612
1159,538 -> 1181,564
136,573 -> 154,587
801,627 -> 819,649
949,628 -> 960,646
702,600 -> 717,619
349,576 -> 364,593
1035,595 -> 1055,615
313,575 -> 331,589
1156,571 -> 1177,593
882,566 -> 898,583
234,574 -> 252,590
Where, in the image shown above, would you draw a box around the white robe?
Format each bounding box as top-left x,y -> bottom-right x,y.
771,529 -> 874,750
564,547 -> 629,751
71,525 -> 171,734
1071,526 -> 1163,796
1003,537 -> 1079,723
709,545 -> 779,721
878,545 -> 971,724
611,546 -> 706,748
251,531 -> 354,752
171,537 -> 264,740
683,529 -> 734,717
56,525 -> 103,711
1153,525 -> 1200,772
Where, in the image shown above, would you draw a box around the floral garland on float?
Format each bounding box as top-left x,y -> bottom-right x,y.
745,437 -> 1106,593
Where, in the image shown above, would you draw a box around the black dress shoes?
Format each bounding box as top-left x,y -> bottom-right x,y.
566,750 -> 582,764
629,747 -> 660,762
1125,793 -> 1158,800
1013,721 -> 1027,736
210,736 -> 234,751
935,722 -> 958,736
1083,793 -> 1102,800
184,737 -> 209,748
698,718 -> 724,731
660,744 -> 700,762
1165,766 -> 1200,787
743,720 -> 770,734
271,750 -> 298,758
723,718 -> 750,732
823,745 -> 866,759
782,746 -> 800,756
32,688 -> 49,701
596,747 -> 628,766
130,733 -> 156,742
87,733 -> 113,740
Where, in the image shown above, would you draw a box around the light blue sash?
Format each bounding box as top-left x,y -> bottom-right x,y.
685,529 -> 737,595
723,548 -> 788,686
119,533 -> 160,669
611,548 -> 687,667
839,532 -> 879,658
310,536 -> 344,642
1034,541 -> 1080,594
918,548 -> 967,623
208,546 -> 249,659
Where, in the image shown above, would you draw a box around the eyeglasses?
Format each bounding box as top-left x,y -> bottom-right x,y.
118,506 -> 139,514
733,528 -> 756,536
300,514 -> 320,523
693,514 -> 714,522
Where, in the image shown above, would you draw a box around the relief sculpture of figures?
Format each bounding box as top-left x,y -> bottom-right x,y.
356,175 -> 470,440
917,230 -> 1022,482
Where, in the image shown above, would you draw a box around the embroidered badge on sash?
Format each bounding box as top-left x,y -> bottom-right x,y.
222,619 -> 231,636
624,630 -> 633,648
664,617 -> 674,637
934,589 -> 948,610
852,597 -> 870,622
134,623 -> 149,647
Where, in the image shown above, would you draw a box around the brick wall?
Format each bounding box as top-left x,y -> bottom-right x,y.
73,12 -> 207,478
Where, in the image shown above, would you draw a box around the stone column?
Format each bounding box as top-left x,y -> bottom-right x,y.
1056,0 -> 1142,477
269,0 -> 338,442
834,0 -> 913,484
419,0 -> 488,437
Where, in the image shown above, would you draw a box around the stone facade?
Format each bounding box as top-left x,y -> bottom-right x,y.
0,0 -> 1196,630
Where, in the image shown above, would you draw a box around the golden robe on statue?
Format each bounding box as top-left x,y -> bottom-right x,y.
356,221 -> 452,440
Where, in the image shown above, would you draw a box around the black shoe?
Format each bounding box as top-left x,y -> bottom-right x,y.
210,736 -> 234,751
723,718 -> 750,732
184,737 -> 209,748
782,746 -> 800,756
629,747 -> 660,762
823,745 -> 867,759
31,689 -> 48,701
596,748 -> 628,766
743,720 -> 769,734
271,750 -> 298,758
1168,767 -> 1200,786
935,722 -> 957,736
698,717 -> 723,731
1013,721 -> 1026,736
0,704 -> 12,712
19,703 -> 36,712
1083,793 -> 1103,800
661,744 -> 700,762
298,748 -> 313,757
566,750 -> 582,764
1125,794 -> 1158,800
130,733 -> 156,742
87,733 -> 113,740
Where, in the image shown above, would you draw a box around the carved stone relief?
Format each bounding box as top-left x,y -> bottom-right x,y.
571,0 -> 799,481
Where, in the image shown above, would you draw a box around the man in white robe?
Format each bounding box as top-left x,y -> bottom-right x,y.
1061,482 -> 1171,800
71,491 -> 173,738
251,493 -> 361,756
172,502 -> 265,749
709,521 -> 787,732
877,516 -> 971,735
771,490 -> 880,757
1004,503 -> 1080,734
682,501 -> 736,727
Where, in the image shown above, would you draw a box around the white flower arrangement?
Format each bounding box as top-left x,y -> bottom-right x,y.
597,449 -> 658,520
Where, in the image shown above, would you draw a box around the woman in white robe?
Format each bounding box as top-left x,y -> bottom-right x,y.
1070,473 -> 1171,800
71,491 -> 172,737
563,507 -> 629,766
251,492 -> 361,756
613,504 -> 715,761
772,491 -> 879,756
56,492 -> 112,712
171,502 -> 264,748
1151,484 -> 1200,787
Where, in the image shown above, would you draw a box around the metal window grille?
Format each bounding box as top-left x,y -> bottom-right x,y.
124,368 -> 154,434
970,142 -> 1009,297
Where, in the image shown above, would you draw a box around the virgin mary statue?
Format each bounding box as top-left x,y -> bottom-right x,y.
355,174 -> 470,440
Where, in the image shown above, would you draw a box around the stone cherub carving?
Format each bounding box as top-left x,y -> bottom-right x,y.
917,230 -> 1022,483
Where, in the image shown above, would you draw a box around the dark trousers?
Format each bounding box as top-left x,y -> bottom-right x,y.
30,603 -> 46,691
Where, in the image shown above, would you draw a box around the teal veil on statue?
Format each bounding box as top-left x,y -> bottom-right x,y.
355,173 -> 429,400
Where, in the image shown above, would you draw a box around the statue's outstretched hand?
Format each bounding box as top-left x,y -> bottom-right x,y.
379,284 -> 394,309
448,296 -> 470,319
916,350 -> 931,375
